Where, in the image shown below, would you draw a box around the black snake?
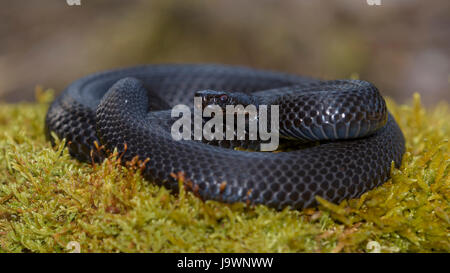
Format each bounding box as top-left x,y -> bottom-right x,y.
45,64 -> 405,210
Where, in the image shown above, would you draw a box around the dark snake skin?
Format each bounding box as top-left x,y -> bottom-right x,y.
45,64 -> 405,210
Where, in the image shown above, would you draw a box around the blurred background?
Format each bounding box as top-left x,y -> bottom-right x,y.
0,0 -> 448,105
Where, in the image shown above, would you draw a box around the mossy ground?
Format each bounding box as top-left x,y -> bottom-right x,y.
0,88 -> 448,253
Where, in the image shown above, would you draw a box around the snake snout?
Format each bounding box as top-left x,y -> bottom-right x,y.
194,90 -> 230,109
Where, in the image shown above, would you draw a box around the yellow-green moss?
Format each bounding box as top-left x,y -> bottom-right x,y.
0,88 -> 448,253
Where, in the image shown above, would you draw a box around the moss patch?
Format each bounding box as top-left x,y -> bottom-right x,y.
0,88 -> 448,253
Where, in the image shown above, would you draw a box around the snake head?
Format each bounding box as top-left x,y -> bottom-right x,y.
194,90 -> 256,110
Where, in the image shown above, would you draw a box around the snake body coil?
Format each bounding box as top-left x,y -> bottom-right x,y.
45,64 -> 405,210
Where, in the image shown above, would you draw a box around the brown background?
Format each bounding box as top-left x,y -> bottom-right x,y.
1,0 -> 448,105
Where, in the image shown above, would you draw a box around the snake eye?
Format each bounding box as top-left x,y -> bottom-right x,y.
219,94 -> 228,102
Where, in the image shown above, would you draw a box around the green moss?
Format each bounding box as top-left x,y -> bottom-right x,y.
0,88 -> 448,253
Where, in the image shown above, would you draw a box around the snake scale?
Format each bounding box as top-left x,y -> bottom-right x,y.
45,64 -> 405,210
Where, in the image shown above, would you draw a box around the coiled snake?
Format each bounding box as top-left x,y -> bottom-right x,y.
45,64 -> 405,210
